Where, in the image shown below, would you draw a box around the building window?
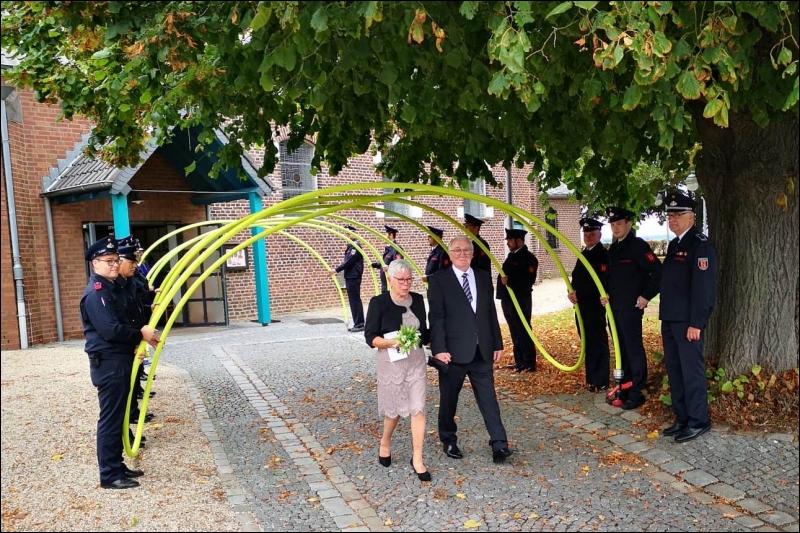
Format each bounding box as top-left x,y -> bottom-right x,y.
546,208 -> 559,249
463,178 -> 486,218
383,177 -> 409,218
280,141 -> 316,200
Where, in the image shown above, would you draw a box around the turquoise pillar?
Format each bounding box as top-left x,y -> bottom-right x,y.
249,192 -> 271,324
111,193 -> 131,239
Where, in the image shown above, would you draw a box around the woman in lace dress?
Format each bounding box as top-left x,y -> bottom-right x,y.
364,259 -> 430,481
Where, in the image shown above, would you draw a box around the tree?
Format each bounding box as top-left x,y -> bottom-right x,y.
2,1 -> 797,373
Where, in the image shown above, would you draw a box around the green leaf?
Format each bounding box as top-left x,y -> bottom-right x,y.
714,103 -> 729,127
401,104 -> 417,123
378,62 -> 398,86
738,375 -> 750,384
139,90 -> 152,104
309,86 -> 328,107
459,1 -> 479,20
752,364 -> 762,376
776,46 -> 792,66
573,1 -> 598,9
445,49 -> 462,68
310,7 -> 328,32
720,381 -> 734,393
94,70 -> 107,81
676,70 -> 703,99
184,161 -> 197,175
487,71 -> 510,95
546,1 -> 574,19
652,32 -> 672,57
703,99 -> 723,118
250,5 -> 273,31
91,49 -> 113,60
259,72 -> 274,92
622,84 -> 642,110
273,46 -> 297,72
612,45 -> 624,67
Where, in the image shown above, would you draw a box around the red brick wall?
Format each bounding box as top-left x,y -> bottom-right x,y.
1,154 -> 18,349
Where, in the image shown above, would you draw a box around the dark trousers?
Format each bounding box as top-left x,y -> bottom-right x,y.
501,294 -> 536,369
577,301 -> 610,387
345,278 -> 365,328
662,321 -> 709,428
379,270 -> 388,293
438,347 -> 508,451
612,307 -> 647,401
90,357 -> 133,484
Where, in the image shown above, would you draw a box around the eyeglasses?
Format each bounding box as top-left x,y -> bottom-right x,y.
94,258 -> 122,266
449,248 -> 473,255
667,212 -> 691,219
393,277 -> 413,284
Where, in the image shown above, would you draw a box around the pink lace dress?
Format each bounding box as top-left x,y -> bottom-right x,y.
376,296 -> 427,418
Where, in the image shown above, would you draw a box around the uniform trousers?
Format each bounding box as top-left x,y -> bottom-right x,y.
662,321 -> 709,428
90,356 -> 133,484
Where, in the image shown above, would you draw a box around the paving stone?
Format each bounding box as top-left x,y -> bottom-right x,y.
738,499 -> 773,515
660,459 -> 694,475
640,449 -> 674,465
623,441 -> 651,453
733,516 -> 765,529
759,511 -> 797,527
710,503 -> 741,517
608,433 -> 636,446
680,469 -> 719,487
706,483 -> 747,502
688,491 -> 716,505
670,481 -> 695,494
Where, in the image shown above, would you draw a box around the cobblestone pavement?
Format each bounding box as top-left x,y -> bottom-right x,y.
162,314 -> 798,533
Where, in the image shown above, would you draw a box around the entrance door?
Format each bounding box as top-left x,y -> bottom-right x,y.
180,226 -> 228,326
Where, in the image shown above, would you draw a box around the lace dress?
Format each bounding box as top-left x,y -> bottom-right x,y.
376,296 -> 427,418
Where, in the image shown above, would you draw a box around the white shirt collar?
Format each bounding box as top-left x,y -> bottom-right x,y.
677,227 -> 692,242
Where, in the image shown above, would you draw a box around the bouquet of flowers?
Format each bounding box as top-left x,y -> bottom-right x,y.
396,325 -> 421,355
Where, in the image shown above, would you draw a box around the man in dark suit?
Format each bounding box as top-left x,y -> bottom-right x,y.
370,225 -> 403,292
428,235 -> 513,464
330,225 -> 365,332
464,214 -> 492,272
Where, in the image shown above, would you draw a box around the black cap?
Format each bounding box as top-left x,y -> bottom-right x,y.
344,225 -> 357,231
118,245 -> 138,261
427,226 -> 444,237
664,191 -> 696,212
464,214 -> 485,227
85,237 -> 117,261
384,225 -> 398,235
505,228 -> 527,240
579,217 -> 603,231
605,206 -> 636,222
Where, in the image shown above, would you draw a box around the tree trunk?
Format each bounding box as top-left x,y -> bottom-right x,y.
694,110 -> 799,374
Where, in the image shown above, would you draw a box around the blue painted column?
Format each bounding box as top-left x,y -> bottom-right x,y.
249,192 -> 271,324
111,193 -> 131,239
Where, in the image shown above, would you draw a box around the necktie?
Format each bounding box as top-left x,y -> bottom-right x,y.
461,273 -> 473,303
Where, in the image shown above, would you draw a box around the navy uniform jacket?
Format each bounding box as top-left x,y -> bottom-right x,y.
571,244 -> 610,303
471,235 -> 492,272
80,274 -> 143,357
335,241 -> 364,280
659,226 -> 717,328
425,245 -> 451,277
372,243 -> 403,270
496,245 -> 538,300
118,276 -> 146,329
129,269 -> 153,322
607,235 -> 662,310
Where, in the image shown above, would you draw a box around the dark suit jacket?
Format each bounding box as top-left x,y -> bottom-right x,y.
428,267 -> 503,364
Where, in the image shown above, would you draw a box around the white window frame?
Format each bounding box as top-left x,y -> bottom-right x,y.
382,177 -> 410,219
463,178 -> 486,218
280,141 -> 316,200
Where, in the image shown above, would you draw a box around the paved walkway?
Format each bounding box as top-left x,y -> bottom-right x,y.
160,307 -> 799,532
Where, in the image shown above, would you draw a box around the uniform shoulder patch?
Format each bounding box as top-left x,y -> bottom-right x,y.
696,233 -> 708,241
93,282 -> 103,290
528,265 -> 536,274
698,257 -> 709,270
600,263 -> 608,273
645,252 -> 657,262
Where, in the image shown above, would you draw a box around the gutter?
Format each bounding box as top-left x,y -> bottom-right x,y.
1,88 -> 28,348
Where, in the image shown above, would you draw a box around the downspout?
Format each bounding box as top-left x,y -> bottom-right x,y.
506,167 -> 514,229
2,94 -> 29,348
44,195 -> 64,341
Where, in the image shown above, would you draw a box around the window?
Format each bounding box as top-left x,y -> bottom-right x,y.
383,177 -> 409,218
463,178 -> 486,218
545,208 -> 559,249
280,141 -> 316,200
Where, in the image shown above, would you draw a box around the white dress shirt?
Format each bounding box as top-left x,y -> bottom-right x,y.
452,265 -> 477,313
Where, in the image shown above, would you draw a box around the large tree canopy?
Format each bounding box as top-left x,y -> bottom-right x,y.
3,1 -> 798,372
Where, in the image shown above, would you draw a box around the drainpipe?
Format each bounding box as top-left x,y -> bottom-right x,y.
1,94 -> 29,349
44,196 -> 64,341
506,167 -> 514,229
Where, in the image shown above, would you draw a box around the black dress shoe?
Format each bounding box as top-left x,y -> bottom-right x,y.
101,478 -> 140,489
136,391 -> 155,400
378,455 -> 391,467
662,422 -> 687,437
517,366 -> 535,373
410,458 -> 432,482
427,357 -> 449,374
621,397 -> 645,410
350,326 -> 364,333
588,385 -> 597,393
492,447 -> 514,464
123,467 -> 144,478
674,424 -> 711,443
443,443 -> 463,459
505,364 -> 519,370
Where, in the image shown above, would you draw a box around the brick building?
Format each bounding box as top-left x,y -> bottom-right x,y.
1,67 -> 581,350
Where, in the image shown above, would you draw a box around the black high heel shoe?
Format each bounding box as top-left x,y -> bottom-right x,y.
410,458 -> 431,482
378,455 -> 392,467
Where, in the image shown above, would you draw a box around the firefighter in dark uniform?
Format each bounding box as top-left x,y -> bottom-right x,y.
568,218 -> 611,391
659,192 -> 717,443
464,214 -> 492,272
604,206 -> 662,410
330,225 -> 365,332
80,237 -> 159,489
497,228 -> 539,372
422,226 -> 450,283
371,225 -> 403,292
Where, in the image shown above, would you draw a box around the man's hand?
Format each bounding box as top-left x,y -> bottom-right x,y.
600,296 -> 609,306
686,327 -> 702,342
422,275 -> 428,283
328,268 -> 336,274
136,348 -> 147,363
501,276 -> 508,286
492,350 -> 504,362
141,326 -> 160,348
382,265 -> 389,272
434,352 -> 452,364
567,291 -> 578,304
635,296 -> 649,310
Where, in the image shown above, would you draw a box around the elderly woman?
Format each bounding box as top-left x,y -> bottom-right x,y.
364,259 -> 431,482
